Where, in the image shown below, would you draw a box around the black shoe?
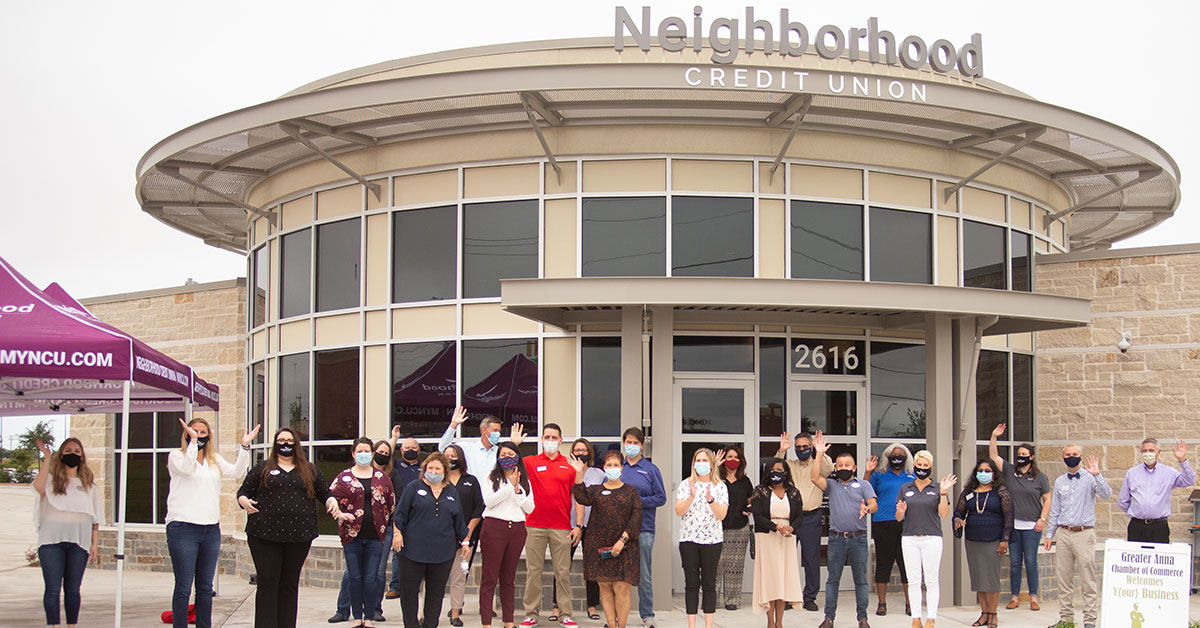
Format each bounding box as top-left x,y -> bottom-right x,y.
448,612 -> 464,627
803,601 -> 819,612
329,613 -> 349,623
784,603 -> 793,610
372,613 -> 386,622
724,605 -> 738,611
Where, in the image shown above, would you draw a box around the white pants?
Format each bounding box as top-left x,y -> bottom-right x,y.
901,536 -> 943,620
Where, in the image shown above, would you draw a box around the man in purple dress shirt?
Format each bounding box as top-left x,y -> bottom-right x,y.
1117,437 -> 1195,543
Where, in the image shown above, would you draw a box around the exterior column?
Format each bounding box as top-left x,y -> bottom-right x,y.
649,305 -> 674,612
952,317 -> 980,606
924,313 -> 955,606
621,306 -> 642,433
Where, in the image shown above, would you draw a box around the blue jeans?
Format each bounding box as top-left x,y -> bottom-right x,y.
824,534 -> 869,621
343,537 -> 385,620
1010,528 -> 1042,596
338,526 -> 393,617
38,541 -> 89,626
166,522 -> 221,628
638,531 -> 654,619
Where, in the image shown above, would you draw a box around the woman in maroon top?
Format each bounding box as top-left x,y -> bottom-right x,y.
330,437 -> 397,628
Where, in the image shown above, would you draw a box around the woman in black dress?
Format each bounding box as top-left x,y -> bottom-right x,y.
566,449 -> 642,628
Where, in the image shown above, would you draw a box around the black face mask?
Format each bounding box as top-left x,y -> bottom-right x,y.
888,456 -> 905,469
274,443 -> 295,457
192,436 -> 209,450
402,449 -> 419,462
448,458 -> 460,471
795,447 -> 813,461
60,453 -> 82,468
1015,455 -> 1031,467
767,470 -> 786,485
574,454 -> 590,466
374,452 -> 392,467
913,467 -> 932,480
1063,456 -> 1082,469
834,469 -> 855,482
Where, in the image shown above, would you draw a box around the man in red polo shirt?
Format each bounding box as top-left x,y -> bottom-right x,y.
520,423 -> 578,628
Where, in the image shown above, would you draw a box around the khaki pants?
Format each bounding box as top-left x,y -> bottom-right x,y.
1055,527 -> 1099,624
523,526 -> 574,620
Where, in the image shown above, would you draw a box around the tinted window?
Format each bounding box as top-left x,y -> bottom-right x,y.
252,245 -> 268,327
975,350 -> 1008,438
394,206 -> 457,302
463,200 -> 538,298
316,218 -> 361,312
799,390 -> 857,436
114,453 -> 153,524
963,221 -> 1006,290
280,352 -> 310,440
392,341 -> 457,438
115,412 -> 154,449
869,208 -> 930,284
462,339 -> 539,432
791,201 -> 863,280
673,336 -> 754,372
280,229 -> 311,318
582,337 -> 621,437
252,362 -> 265,436
1011,231 -> 1031,292
1012,353 -> 1033,441
672,197 -> 753,277
870,342 -> 926,438
759,337 -> 786,437
314,348 -> 358,440
314,445 -> 352,536
582,197 -> 666,277
155,411 -> 185,448
682,387 -> 744,434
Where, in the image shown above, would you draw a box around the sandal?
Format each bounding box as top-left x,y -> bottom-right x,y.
988,612 -> 998,628
876,603 -> 887,616
588,611 -> 602,621
549,611 -> 560,623
971,613 -> 987,627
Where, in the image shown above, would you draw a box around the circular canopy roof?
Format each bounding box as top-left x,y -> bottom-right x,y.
136,38 -> 1180,253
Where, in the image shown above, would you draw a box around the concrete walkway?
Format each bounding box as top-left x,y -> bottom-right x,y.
1,484 -> 1196,627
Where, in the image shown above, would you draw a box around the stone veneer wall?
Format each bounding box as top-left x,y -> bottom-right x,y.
1035,245 -> 1200,543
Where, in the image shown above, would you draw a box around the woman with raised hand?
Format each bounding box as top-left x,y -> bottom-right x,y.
166,417 -> 259,628
33,437 -> 104,628
953,459 -> 1013,628
330,437 -> 397,628
444,443 -> 484,627
895,450 -> 956,628
675,449 -> 728,628
237,427 -> 344,628
715,446 -> 753,611
749,458 -> 804,628
479,441 -> 535,628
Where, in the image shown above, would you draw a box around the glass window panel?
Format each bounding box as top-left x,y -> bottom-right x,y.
252,245 -> 268,327
673,336 -> 754,372
462,339 -> 539,433
672,197 -> 754,277
975,350 -> 1008,439
869,208 -> 931,284
114,412 -> 154,449
316,218 -> 361,312
252,362 -> 266,436
314,445 -> 353,536
392,341 -> 457,438
870,441 -> 926,464
280,353 -> 311,440
314,349 -> 359,440
790,338 -> 866,376
759,338 -> 786,437
1011,232 -> 1031,292
114,453 -> 153,524
157,453 -> 171,524
393,206 -> 457,302
681,388 -> 745,434
156,411 -> 185,448
682,440 -> 744,479
582,197 -> 666,277
1012,353 -> 1033,442
799,390 -> 857,436
870,343 -> 926,439
963,221 -> 1006,290
581,337 -> 621,437
791,201 -> 864,280
976,444 -> 1010,468
280,228 -> 311,318
463,200 -> 538,298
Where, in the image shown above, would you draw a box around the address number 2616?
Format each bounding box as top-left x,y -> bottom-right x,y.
793,344 -> 858,371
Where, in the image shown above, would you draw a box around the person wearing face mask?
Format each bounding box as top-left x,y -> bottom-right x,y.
440,406 -> 529,477
811,432 -> 878,628
237,427 -> 344,628
384,436 -> 425,600
674,449 -> 729,628
864,443 -> 915,617
1118,437 -> 1195,544
618,427 -> 666,628
774,430 -> 832,611
748,458 -> 804,628
444,444 -> 484,627
895,450 -> 957,628
567,449 -> 643,628
716,445 -> 753,610
553,438 -> 605,621
33,437 -> 104,628
165,418 -> 259,628
479,441 -> 535,628
329,437 -> 397,628
987,425 -> 1051,611
393,451 -> 470,628
1043,445 -> 1111,628
520,423 -> 579,628
951,460 -> 1013,628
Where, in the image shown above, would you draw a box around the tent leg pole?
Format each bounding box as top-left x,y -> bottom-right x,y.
115,381 -> 131,628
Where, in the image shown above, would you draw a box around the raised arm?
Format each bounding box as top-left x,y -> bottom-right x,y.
1173,441 -> 1195,487
437,406 -> 468,452
32,440 -> 55,495
1086,456 -> 1113,499
775,431 -> 791,459
988,423 -> 1007,471
810,431 -> 830,491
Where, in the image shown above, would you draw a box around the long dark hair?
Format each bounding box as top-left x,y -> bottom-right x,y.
445,444 -> 468,477
721,444 -> 747,482
373,439 -> 394,475
962,458 -> 1005,493
1015,442 -> 1041,479
488,441 -> 530,493
262,427 -> 316,499
755,457 -> 795,495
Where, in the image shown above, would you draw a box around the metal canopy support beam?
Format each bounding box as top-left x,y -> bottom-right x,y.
766,93 -> 811,128
159,159 -> 268,177
1045,168 -> 1162,225
519,94 -> 561,183
155,166 -> 274,223
1051,164 -> 1150,181
948,122 -> 1041,150
279,123 -> 382,201
519,91 -> 563,126
943,127 -> 1045,202
287,118 -> 378,147
769,95 -> 813,180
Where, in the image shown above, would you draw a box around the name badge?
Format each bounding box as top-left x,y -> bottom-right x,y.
342,476 -> 353,482
270,469 -> 281,475
448,495 -> 456,501
927,491 -> 937,496
966,493 -> 974,501
601,490 -> 612,495
905,491 -> 915,497
1060,485 -> 1070,492
417,489 -> 428,496
537,465 -> 548,472
850,482 -> 860,488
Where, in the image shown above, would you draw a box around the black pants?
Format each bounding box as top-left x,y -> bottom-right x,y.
679,541 -> 722,615
552,539 -> 600,610
1127,518 -> 1171,544
246,535 -> 312,628
398,554 -> 453,628
872,519 -> 908,584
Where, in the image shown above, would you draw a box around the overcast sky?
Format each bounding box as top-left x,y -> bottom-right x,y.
0,0 -> 1196,303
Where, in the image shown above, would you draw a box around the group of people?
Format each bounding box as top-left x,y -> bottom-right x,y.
25,415 -> 1198,628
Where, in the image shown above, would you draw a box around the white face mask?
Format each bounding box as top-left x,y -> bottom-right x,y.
542,439 -> 560,455
1142,451 -> 1158,465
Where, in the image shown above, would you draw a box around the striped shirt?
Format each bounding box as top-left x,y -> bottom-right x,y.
1045,468 -> 1113,539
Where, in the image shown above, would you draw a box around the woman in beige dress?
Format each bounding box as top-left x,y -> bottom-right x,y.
749,458 -> 805,628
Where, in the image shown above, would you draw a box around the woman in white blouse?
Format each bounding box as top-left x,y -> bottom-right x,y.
478,441 -> 536,628
166,418 -> 259,628
33,437 -> 104,628
674,448 -> 729,628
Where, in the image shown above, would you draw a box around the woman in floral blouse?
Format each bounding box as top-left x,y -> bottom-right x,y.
330,437 -> 397,628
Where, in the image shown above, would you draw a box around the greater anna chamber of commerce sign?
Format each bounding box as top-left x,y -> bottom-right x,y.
615,6 -> 984,103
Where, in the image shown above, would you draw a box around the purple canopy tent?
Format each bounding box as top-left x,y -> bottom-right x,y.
464,354 -> 538,427
0,256 -> 219,628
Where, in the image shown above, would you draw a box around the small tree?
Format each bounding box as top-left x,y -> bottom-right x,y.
18,420 -> 55,453
10,448 -> 35,483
